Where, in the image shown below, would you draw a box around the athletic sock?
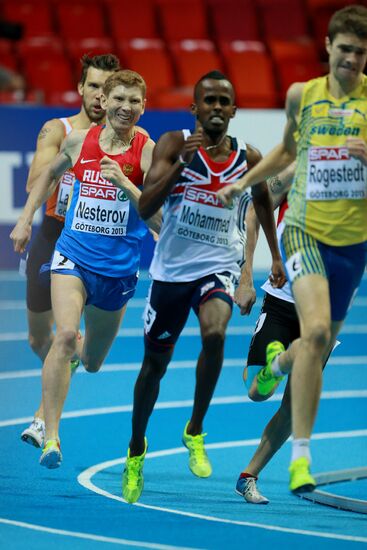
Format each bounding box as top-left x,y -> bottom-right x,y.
291,438 -> 311,463
240,471 -> 258,480
270,354 -> 284,377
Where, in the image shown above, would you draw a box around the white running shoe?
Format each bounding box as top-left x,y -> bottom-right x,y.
21,417 -> 45,448
235,475 -> 270,504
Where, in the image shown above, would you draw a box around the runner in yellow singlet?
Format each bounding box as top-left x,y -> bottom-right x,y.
218,4 -> 367,494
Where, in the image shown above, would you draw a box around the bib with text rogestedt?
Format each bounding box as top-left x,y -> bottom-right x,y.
306,146 -> 367,201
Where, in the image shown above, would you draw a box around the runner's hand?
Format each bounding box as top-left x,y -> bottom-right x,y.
235,283 -> 256,315
269,258 -> 286,288
100,156 -> 130,188
217,183 -> 243,208
10,219 -> 32,254
179,124 -> 203,165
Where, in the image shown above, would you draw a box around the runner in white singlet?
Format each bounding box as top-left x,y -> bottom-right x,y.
121,70 -> 285,504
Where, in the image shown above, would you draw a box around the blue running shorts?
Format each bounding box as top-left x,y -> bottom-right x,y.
50,249 -> 137,311
281,226 -> 366,321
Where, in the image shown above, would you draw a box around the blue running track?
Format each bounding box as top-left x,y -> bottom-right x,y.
0,271 -> 366,549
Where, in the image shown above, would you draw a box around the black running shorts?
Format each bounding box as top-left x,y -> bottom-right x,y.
247,293 -> 299,368
144,272 -> 236,353
26,215 -> 64,313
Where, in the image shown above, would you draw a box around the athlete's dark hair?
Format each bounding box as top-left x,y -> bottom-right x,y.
328,5 -> 367,43
79,54 -> 120,84
194,70 -> 233,100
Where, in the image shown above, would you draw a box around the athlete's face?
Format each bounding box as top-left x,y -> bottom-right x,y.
326,33 -> 367,87
101,84 -> 145,132
192,79 -> 236,134
79,67 -> 115,123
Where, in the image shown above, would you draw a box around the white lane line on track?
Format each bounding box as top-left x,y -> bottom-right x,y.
1,323 -> 367,341
1,395 -> 366,429
77,433 -> 367,544
0,355 -> 366,381
0,518 -> 200,549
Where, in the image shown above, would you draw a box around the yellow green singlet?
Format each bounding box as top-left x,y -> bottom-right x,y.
285,75 -> 367,246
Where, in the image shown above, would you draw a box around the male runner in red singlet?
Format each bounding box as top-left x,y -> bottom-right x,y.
11,70 -> 159,469
20,54 -> 120,449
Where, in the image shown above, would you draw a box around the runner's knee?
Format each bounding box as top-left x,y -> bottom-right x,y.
201,329 -> 225,352
142,351 -> 170,379
28,332 -> 53,359
304,322 -> 330,353
83,357 -> 103,373
54,329 -> 79,358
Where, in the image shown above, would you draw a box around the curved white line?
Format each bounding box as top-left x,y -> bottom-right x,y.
0,518 -> 199,549
78,436 -> 367,544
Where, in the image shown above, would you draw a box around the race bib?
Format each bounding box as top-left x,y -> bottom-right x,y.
175,186 -> 235,247
143,302 -> 156,333
55,170 -> 75,218
306,147 -> 367,201
285,251 -> 302,283
51,250 -> 75,271
71,170 -> 130,236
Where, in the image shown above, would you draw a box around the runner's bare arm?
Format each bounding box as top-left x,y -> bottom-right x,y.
236,159 -> 296,310
139,128 -> 203,219
247,145 -> 286,289
26,119 -> 66,192
25,130 -> 83,219
10,134 -> 78,253
141,139 -> 162,233
217,83 -> 303,207
267,160 -> 296,209
235,201 -> 259,315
